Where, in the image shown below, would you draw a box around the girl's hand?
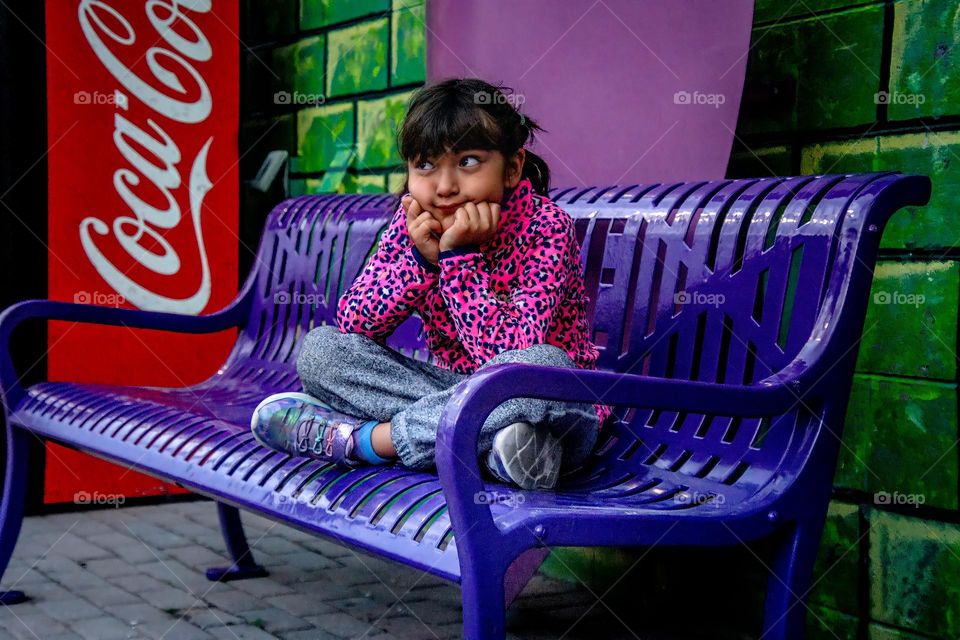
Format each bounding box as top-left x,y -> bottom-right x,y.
438,201 -> 501,252
403,195 -> 442,265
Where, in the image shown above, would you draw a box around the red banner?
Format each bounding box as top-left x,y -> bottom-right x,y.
44,1 -> 239,503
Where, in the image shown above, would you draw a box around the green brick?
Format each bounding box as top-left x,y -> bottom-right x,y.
326,19 -> 389,97
271,35 -> 326,104
357,91 -> 413,169
868,622 -> 932,639
289,175 -> 384,196
299,173 -> 384,195
289,178 -> 324,197
741,7 -> 883,135
888,0 -> 960,120
807,605 -> 859,640
293,36 -> 325,99
809,501 -> 861,613
800,132 -> 960,250
869,509 -> 960,638
727,145 -> 794,177
387,171 -> 408,194
355,174 -> 387,193
874,132 -> 960,250
855,261 -> 958,380
391,4 -> 426,86
838,375 -> 958,510
795,7 -> 884,131
301,0 -> 390,30
295,102 -> 355,173
392,0 -> 423,8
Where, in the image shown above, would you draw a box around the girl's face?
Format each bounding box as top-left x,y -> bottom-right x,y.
407,148 -> 525,230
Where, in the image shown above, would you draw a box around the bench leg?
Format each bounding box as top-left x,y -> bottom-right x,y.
461,557 -> 508,640
0,423 -> 29,604
205,502 -> 269,582
761,518 -> 825,640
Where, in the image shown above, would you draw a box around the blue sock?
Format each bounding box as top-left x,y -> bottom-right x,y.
351,420 -> 391,464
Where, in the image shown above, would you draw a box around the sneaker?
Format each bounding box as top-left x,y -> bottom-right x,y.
250,391 -> 363,467
484,421 -> 562,490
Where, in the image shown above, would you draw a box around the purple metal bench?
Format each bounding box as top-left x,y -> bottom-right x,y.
0,172 -> 931,639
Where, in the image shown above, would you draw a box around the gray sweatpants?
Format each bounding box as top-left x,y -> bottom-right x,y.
295,324 -> 600,471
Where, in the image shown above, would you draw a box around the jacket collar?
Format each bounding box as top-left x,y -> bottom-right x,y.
500,176 -> 534,219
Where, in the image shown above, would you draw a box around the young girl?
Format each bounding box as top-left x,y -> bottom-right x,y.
251,78 -> 612,490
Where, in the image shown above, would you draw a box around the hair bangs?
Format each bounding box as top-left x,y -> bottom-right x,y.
399,95 -> 503,164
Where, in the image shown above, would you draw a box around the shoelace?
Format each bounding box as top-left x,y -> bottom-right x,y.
291,408 -> 330,455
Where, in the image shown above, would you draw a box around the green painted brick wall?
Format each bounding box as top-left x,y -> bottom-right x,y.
809,502 -> 861,614
869,509 -> 960,638
392,2 -> 426,86
855,261 -> 958,380
326,19 -> 389,97
800,132 -> 960,251
301,0 -> 390,31
739,5 -> 885,135
357,92 -> 415,168
889,0 -> 960,121
727,1 -> 960,638
839,374 -> 958,509
240,0 -> 425,217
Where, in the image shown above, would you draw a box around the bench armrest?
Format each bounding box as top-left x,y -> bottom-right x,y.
434,362 -> 803,536
0,295 -> 250,409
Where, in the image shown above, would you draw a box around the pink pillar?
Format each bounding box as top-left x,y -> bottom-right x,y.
427,0 -> 755,185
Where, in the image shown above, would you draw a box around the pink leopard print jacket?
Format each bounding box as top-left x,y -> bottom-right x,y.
336,177 -> 613,429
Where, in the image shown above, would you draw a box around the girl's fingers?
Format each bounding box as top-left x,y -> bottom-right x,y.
455,208 -> 469,233
403,195 -> 422,224
408,198 -> 422,219
463,202 -> 480,231
490,203 -> 500,231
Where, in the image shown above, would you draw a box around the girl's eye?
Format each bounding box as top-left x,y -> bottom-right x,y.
460,155 -> 480,167
415,160 -> 434,171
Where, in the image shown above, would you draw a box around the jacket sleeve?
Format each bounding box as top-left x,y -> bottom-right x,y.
436,215 -> 575,364
336,200 -> 440,339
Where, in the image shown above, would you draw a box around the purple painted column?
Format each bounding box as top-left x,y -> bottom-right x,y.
427,0 -> 755,185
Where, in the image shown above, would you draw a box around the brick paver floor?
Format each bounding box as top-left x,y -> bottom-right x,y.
0,498 -> 728,639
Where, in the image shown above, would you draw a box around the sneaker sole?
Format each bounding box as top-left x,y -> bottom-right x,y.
491,422 -> 561,490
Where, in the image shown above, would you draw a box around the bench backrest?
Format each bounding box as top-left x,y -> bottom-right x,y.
233,173 -> 927,494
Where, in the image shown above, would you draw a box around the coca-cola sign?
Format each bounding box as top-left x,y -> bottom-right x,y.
76,0 -> 220,313
44,0 -> 238,502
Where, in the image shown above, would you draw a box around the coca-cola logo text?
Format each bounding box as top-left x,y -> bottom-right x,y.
77,0 -> 216,313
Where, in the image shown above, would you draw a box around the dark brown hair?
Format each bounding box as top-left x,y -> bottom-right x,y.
395,77 -> 550,197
